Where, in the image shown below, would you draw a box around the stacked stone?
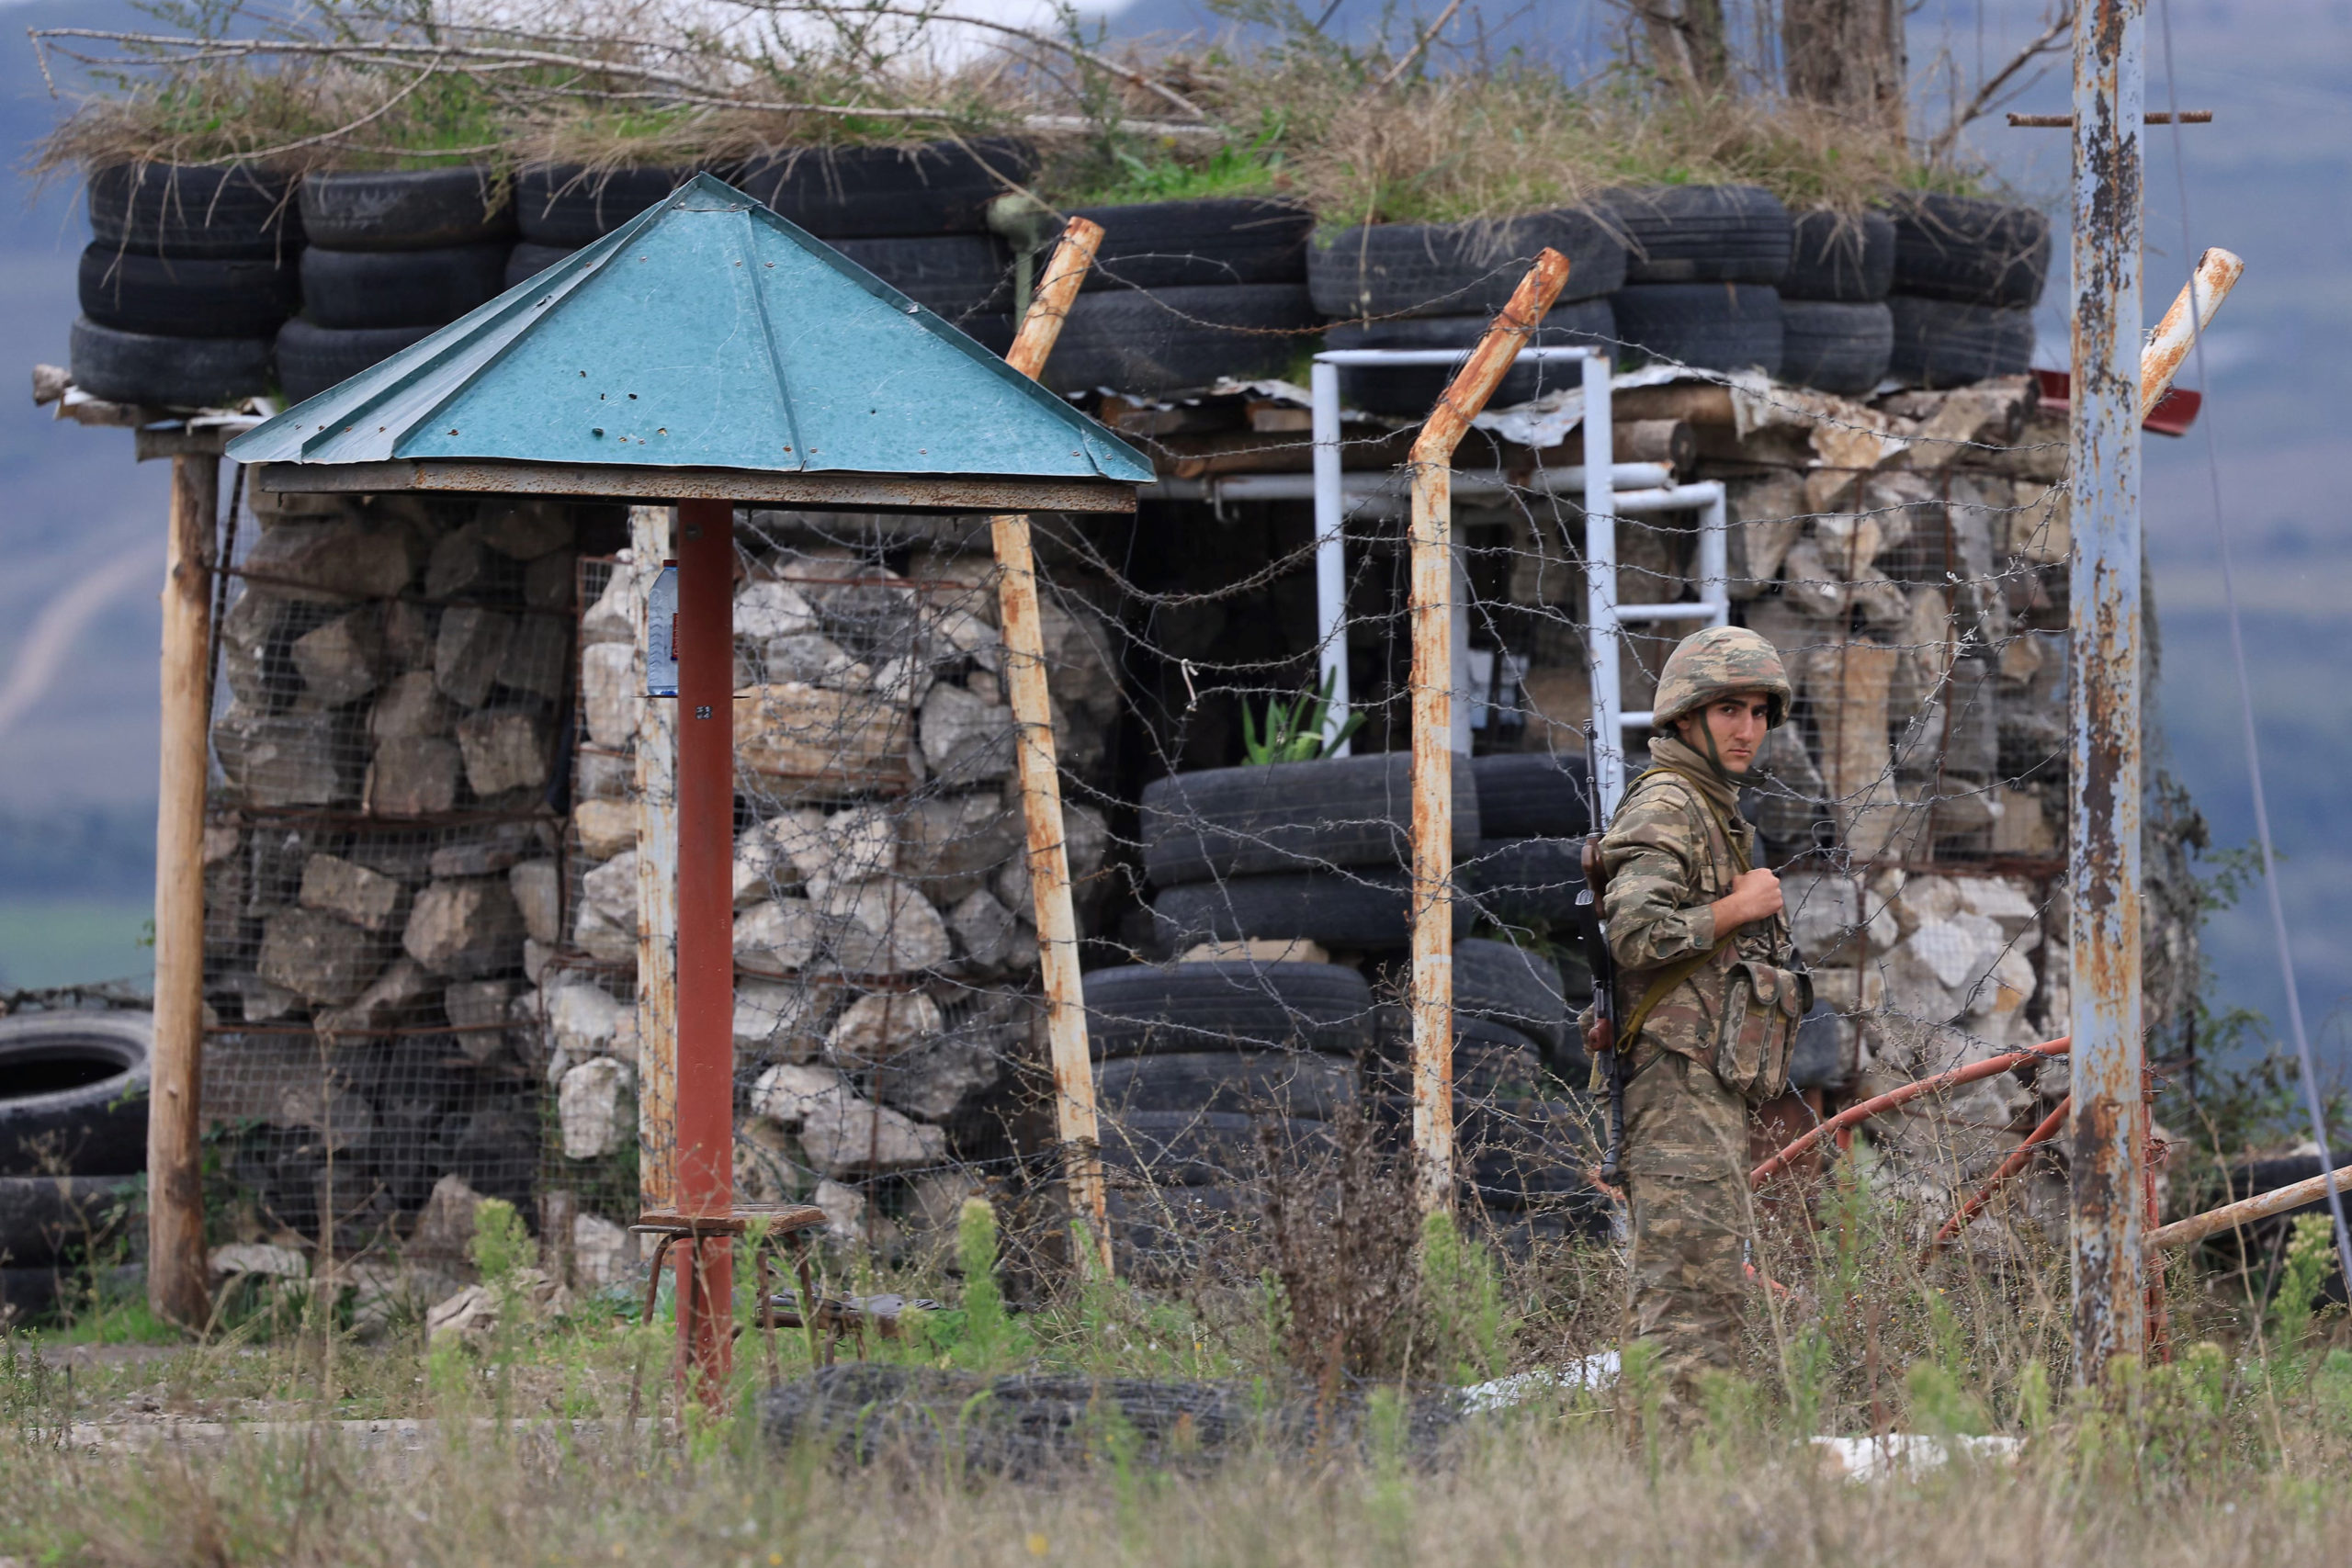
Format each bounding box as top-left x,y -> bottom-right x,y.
547,515 -> 1122,1252
199,488 -> 595,1239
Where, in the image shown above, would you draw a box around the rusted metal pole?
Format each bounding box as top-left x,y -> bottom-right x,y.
631,506 -> 679,1215
1925,1094 -> 2072,1263
2140,248 -> 2242,417
673,497 -> 736,1394
1407,250 -> 1570,1213
2067,0 -> 2148,1383
148,448 -> 219,1329
992,217 -> 1114,1275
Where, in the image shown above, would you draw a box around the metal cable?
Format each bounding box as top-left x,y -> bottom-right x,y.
2157,0 -> 2352,1288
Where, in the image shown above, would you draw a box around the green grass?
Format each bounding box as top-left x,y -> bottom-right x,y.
0,897 -> 153,991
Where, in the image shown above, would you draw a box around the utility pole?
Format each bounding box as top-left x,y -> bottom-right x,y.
2066,0 -> 2147,1383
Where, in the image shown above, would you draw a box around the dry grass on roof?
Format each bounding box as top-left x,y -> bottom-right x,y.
28,2 -> 1974,220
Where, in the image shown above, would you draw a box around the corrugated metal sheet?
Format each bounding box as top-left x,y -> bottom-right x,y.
227,174 -> 1153,486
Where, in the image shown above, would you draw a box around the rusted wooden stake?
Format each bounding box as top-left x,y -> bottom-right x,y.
992,217 -> 1114,1275
1406,248 -> 1570,1214
149,448 -> 219,1330
2068,0 -> 2148,1382
631,505 -> 680,1215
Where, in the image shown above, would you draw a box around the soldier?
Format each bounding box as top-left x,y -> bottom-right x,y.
1585,625 -> 1810,1420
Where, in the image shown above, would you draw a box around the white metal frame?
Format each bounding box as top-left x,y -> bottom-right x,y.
1303,345 -> 1728,811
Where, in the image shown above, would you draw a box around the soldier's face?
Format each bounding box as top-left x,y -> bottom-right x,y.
1677,693 -> 1771,773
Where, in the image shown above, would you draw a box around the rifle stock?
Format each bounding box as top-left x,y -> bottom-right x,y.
1574,745 -> 1627,1187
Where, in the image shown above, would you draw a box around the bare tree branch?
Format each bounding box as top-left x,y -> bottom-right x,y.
1377,0 -> 1468,88
1928,5 -> 2074,162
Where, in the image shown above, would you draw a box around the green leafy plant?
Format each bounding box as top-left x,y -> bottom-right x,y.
1242,669 -> 1363,764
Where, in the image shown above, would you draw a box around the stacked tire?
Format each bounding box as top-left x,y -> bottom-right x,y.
1778,209 -> 1897,394
1883,193 -> 2049,388
505,163 -> 703,287
0,1012 -> 152,1323
1307,209 -> 1624,416
1039,196 -> 1319,397
1140,752 -> 1479,952
282,168 -> 518,404
1603,185 -> 1789,378
732,139 -> 1036,355
1456,752 -> 1597,1010
72,164 -> 297,408
1085,958 -> 1374,1273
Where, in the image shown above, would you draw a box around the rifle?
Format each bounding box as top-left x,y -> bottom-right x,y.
1573,727 -> 1627,1186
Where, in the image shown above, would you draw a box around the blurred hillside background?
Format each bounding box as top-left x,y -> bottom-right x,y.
0,0 -> 2341,1072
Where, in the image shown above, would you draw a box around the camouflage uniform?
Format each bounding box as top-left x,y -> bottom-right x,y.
1598,626 -> 1799,1416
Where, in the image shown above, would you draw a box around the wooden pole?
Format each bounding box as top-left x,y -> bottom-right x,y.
631,506 -> 680,1215
149,449 -> 219,1329
2149,1158 -> 2352,1252
1406,250 -> 1570,1214
992,216 -> 1114,1276
673,497 -> 736,1394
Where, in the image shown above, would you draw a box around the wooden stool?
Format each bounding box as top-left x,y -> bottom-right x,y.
631,1204 -> 829,1386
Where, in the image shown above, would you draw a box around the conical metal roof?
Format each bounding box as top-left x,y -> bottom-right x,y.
228,174 -> 1152,512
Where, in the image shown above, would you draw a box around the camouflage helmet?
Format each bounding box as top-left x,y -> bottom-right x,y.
1652,626 -> 1791,729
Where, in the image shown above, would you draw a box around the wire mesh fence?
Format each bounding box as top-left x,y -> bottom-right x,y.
187,362 -> 2200,1286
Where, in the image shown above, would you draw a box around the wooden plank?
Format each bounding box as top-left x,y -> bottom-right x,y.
248,460 -> 1137,514
149,452 -> 218,1328
995,219 -> 1114,1277
631,506 -> 680,1216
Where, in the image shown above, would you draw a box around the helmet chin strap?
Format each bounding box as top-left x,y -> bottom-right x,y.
1683,712 -> 1751,783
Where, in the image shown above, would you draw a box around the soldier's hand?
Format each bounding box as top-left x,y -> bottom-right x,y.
1583,1012 -> 1614,1058
1716,867 -> 1782,930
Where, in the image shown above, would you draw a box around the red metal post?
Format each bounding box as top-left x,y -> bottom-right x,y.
674,497 -> 736,1395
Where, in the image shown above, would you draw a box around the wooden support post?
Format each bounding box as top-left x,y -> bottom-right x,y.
150,450 -> 219,1329
632,506 -> 680,1215
992,217 -> 1114,1276
673,497 -> 736,1394
1406,250 -> 1570,1214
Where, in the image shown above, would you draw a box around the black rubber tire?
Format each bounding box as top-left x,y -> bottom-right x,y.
1100,1110 -> 1333,1184
1453,938 -> 1570,1052
1067,198 -> 1315,290
516,164 -> 699,245
0,1012 -> 152,1177
1096,1050 -> 1357,1119
1140,752 -> 1480,886
1307,209 -> 1624,319
1884,193 -> 2052,308
952,314 -> 1017,355
1040,284 -> 1317,396
505,242 -> 577,288
0,1175 -> 139,1266
1788,1002 -> 1847,1090
1084,961 -> 1375,1061
1781,299 -> 1894,395
299,168 -> 515,251
1468,753 -> 1591,839
300,243 -> 511,329
1152,869 -> 1475,952
831,233 -> 1012,319
1368,1010 -> 1544,1083
1321,300 -> 1615,417
76,244 -> 299,339
1610,283 -> 1783,376
87,164 -> 300,258
68,318 -> 272,409
1605,186 -> 1791,285
1781,209 -> 1895,301
731,139 -> 1036,238
276,318 -> 435,403
1106,1184 -> 1259,1267
1460,837 -> 1587,931
1885,295 -> 2034,389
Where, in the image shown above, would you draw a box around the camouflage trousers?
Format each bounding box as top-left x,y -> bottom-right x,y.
1622,1049 -> 1752,1420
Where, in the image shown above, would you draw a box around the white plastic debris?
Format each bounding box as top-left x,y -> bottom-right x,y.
1811,1432 -> 2023,1482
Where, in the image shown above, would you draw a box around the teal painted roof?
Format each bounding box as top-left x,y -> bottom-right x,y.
227,174 -> 1153,486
